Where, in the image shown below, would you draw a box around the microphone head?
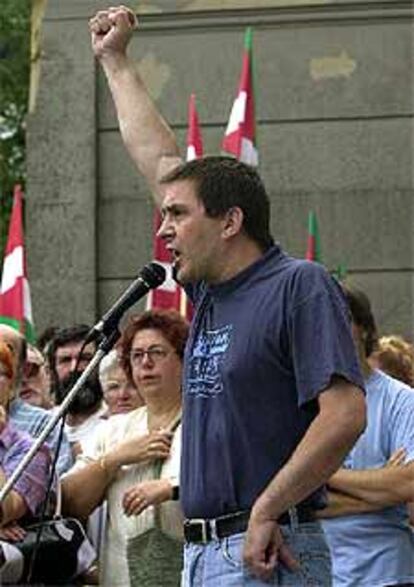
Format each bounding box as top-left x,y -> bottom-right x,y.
140,262 -> 167,289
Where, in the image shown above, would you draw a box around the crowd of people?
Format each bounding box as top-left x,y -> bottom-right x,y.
0,4 -> 413,586
0,291 -> 413,585
1,286 -> 413,586
0,309 -> 188,585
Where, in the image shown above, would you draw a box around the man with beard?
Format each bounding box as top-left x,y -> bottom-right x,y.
48,325 -> 105,457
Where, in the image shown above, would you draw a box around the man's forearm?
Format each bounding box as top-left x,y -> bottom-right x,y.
318,489 -> 382,518
251,383 -> 366,521
328,463 -> 414,506
100,53 -> 181,203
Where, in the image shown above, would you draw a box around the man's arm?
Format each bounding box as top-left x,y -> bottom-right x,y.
328,461 -> 414,507
89,6 -> 182,205
243,378 -> 366,581
318,447 -> 411,518
318,489 -> 382,518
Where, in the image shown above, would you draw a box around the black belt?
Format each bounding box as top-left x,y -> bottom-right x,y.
183,507 -> 315,544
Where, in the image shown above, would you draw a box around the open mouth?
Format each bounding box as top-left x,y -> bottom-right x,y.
172,251 -> 181,268
167,246 -> 181,268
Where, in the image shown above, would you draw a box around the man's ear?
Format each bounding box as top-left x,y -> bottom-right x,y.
222,207 -> 244,240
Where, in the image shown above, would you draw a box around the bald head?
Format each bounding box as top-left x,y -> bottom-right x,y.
0,325 -> 27,384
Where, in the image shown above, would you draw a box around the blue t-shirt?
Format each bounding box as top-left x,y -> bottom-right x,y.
181,245 -> 364,518
322,369 -> 414,587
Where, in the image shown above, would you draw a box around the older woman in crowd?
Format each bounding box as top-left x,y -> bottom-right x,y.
62,309 -> 189,587
99,349 -> 144,416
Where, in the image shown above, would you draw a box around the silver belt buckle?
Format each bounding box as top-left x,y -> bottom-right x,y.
189,518 -> 209,543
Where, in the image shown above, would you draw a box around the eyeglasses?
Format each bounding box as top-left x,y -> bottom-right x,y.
129,347 -> 171,367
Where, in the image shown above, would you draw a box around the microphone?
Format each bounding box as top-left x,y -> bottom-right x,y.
88,262 -> 166,340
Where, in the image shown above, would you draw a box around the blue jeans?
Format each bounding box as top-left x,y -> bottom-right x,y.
181,521 -> 331,586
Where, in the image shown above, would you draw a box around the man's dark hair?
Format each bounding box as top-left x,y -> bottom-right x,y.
37,326 -> 58,354
47,324 -> 92,374
342,283 -> 379,357
160,156 -> 274,252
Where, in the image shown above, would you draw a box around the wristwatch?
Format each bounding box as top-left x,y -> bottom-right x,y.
171,485 -> 180,501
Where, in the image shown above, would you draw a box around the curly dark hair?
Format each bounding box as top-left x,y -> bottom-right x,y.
120,309 -> 189,382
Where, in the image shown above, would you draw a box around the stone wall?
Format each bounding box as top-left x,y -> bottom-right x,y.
27,0 -> 413,337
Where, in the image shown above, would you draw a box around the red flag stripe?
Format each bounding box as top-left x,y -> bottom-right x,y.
0,185 -> 35,341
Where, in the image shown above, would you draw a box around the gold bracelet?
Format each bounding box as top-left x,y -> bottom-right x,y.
98,456 -> 108,476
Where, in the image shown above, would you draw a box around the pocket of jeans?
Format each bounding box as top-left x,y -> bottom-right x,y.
298,549 -> 331,586
281,526 -> 331,586
221,535 -> 243,569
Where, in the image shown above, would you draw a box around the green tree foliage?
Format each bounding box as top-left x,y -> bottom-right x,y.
0,0 -> 30,267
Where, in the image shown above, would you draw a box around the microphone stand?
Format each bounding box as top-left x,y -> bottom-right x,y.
0,329 -> 120,504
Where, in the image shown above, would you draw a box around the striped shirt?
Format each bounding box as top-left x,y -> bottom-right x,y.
9,399 -> 73,476
0,422 -> 50,515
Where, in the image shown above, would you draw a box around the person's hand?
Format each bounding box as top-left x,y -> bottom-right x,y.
89,5 -> 137,61
114,430 -> 173,466
243,510 -> 299,582
122,479 -> 171,516
386,447 -> 406,468
0,522 -> 26,542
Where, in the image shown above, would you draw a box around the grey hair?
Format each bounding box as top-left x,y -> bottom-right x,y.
98,349 -> 120,385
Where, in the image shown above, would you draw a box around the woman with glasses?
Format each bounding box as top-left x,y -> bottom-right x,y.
62,309 -> 189,586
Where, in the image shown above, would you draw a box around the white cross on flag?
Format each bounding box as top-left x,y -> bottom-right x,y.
222,27 -> 258,167
0,185 -> 35,342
